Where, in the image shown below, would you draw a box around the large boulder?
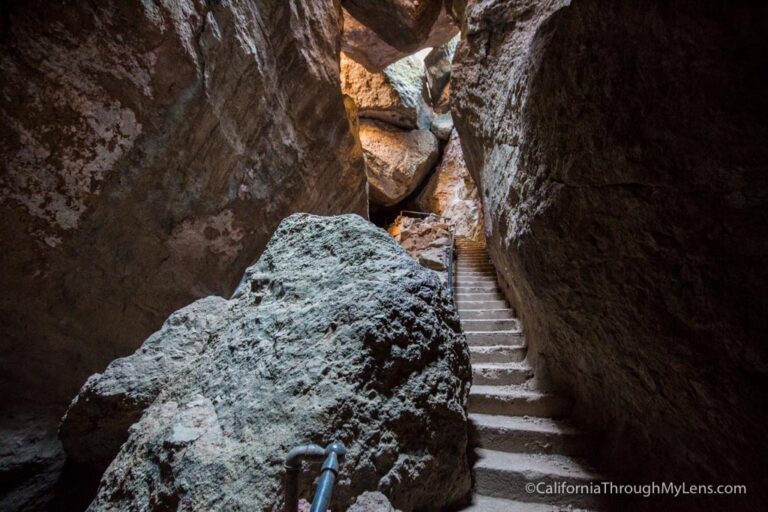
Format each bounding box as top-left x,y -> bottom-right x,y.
341,0 -> 444,53
0,0 -> 367,412
360,120 -> 439,207
342,8 -> 459,72
453,0 -> 768,509
61,214 -> 472,511
414,130 -> 482,240
341,54 -> 433,130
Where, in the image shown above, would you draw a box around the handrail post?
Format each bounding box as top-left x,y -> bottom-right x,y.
284,444 -> 325,512
309,442 -> 346,512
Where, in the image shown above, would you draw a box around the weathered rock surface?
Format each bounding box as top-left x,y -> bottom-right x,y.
424,35 -> 458,105
388,214 -> 452,273
430,112 -> 454,141
360,120 -> 439,207
342,8 -> 459,73
62,214 -> 472,511
347,491 -> 401,512
342,54 -> 433,130
0,413 -> 64,511
414,131 -> 482,240
342,0 -> 443,53
453,0 -> 768,509
0,0 -> 367,411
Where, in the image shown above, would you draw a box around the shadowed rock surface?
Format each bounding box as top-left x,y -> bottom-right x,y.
453,0 -> 768,509
342,8 -> 457,72
360,120 -> 439,207
62,214 -> 472,511
342,0 -> 445,53
0,0 -> 367,413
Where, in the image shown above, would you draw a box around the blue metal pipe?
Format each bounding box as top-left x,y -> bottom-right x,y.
309,442 -> 346,512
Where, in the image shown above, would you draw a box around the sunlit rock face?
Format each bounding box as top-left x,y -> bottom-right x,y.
414,130 -> 482,240
62,214 -> 472,511
342,0 -> 446,53
453,0 -> 768,509
0,0 -> 367,409
360,120 -> 439,207
341,53 -> 433,130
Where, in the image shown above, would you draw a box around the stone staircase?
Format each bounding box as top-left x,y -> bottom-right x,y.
455,239 -> 604,512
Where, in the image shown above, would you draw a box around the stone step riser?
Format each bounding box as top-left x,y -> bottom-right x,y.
459,300 -> 508,309
466,331 -> 524,346
472,366 -> 532,386
468,392 -> 568,418
459,310 -> 515,320
472,422 -> 593,457
461,319 -> 520,331
455,286 -> 501,293
474,466 -> 604,509
457,293 -> 505,301
470,347 -> 526,364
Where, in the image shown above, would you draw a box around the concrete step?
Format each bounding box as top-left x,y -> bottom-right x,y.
460,495 -> 595,512
469,385 -> 569,417
457,272 -> 497,278
470,413 -> 593,456
470,345 -> 526,364
456,292 -> 505,301
457,264 -> 495,270
455,284 -> 500,293
474,449 -> 604,509
461,318 -> 520,331
465,330 -> 524,346
472,362 -> 533,385
455,278 -> 500,286
458,300 -> 508,310
460,309 -> 515,320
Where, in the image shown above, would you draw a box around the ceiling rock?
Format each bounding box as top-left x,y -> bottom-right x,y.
341,0 -> 444,53
0,1 -> 367,409
360,120 -> 439,207
61,213 -> 472,511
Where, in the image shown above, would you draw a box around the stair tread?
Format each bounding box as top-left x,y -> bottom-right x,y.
461,495 -> 595,512
470,413 -> 581,436
471,384 -> 550,398
475,449 -> 601,480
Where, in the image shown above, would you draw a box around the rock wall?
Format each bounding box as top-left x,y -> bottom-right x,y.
61,214 -> 471,511
453,0 -> 768,508
0,0 -> 367,409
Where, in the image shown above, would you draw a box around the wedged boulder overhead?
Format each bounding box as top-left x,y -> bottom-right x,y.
424,35 -> 459,105
414,130 -> 482,240
0,0 -> 367,409
341,53 -> 433,130
342,0 -> 444,53
62,214 -> 472,511
360,120 -> 439,207
453,0 -> 768,508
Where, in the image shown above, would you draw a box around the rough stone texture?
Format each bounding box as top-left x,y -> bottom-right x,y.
62,214 -> 472,511
342,8 -> 458,73
0,414 -> 63,511
0,0 -> 367,411
388,214 -> 452,274
414,131 -> 482,240
424,35 -> 458,105
342,53 -> 433,130
430,112 -> 454,141
453,0 -> 768,509
347,491 -> 401,512
342,0 -> 444,53
360,120 -> 439,207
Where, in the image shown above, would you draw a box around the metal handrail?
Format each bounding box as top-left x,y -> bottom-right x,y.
284,442 -> 346,512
